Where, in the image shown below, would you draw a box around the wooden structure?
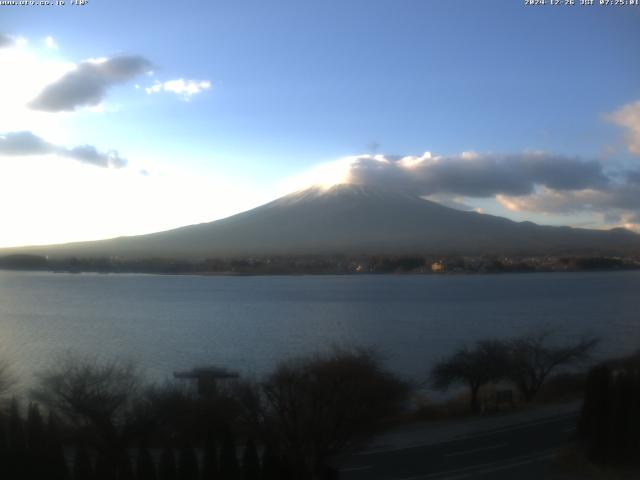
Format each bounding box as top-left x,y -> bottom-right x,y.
173,366 -> 239,396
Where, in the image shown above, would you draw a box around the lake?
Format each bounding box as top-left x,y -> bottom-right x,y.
0,270 -> 639,390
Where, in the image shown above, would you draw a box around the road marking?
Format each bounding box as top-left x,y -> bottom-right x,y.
395,448 -> 556,480
434,451 -> 555,480
358,412 -> 577,456
443,442 -> 507,457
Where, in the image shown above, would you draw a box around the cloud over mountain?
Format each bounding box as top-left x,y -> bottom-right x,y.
345,152 -> 609,197
334,150 -> 639,231
497,182 -> 640,227
0,131 -> 127,168
29,55 -> 153,112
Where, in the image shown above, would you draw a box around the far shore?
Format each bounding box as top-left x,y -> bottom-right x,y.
1,252 -> 639,277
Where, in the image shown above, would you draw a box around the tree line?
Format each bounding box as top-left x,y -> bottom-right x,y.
0,349 -> 408,480
0,331 -> 614,478
1,253 -> 637,275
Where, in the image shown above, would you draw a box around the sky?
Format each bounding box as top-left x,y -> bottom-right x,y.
1,0 -> 640,248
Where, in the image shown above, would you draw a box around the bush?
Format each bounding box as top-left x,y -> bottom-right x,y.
238,348 -> 409,479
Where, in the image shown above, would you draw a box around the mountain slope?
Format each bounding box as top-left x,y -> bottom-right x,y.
4,184 -> 640,258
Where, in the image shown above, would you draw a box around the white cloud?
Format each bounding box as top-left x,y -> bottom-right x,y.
145,78 -> 211,100
607,100 -> 640,156
44,36 -> 58,50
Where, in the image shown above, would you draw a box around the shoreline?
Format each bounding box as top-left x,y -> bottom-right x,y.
1,266 -> 639,277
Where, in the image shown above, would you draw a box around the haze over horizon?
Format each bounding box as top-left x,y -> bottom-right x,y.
2,1 -> 640,248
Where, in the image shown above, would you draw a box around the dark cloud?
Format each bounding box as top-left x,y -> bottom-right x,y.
496,182 -> 640,230
0,33 -> 14,48
0,131 -> 53,155
0,131 -> 127,168
606,184 -> 640,211
29,55 -> 153,112
347,152 -> 609,197
344,151 -> 639,229
626,169 -> 640,184
67,145 -> 127,169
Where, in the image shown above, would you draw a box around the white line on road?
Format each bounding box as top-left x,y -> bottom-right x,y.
395,448 -> 556,480
358,413 -> 577,456
443,442 -> 507,457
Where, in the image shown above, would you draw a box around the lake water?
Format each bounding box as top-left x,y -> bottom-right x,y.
1,270 -> 639,389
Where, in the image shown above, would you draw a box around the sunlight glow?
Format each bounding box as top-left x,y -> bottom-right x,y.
279,156 -> 354,193
0,156 -> 268,248
0,41 -> 75,143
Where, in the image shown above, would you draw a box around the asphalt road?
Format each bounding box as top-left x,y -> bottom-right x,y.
339,412 -> 578,480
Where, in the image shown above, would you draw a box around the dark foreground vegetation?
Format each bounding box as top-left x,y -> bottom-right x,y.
0,332 -> 637,478
0,253 -> 639,275
0,349 -> 408,480
577,351 -> 640,467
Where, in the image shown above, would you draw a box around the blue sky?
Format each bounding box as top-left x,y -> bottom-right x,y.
1,0 -> 640,246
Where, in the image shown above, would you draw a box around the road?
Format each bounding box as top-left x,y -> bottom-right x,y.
339,411 -> 578,480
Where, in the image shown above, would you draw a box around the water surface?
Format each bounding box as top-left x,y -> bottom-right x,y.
1,270 -> 638,388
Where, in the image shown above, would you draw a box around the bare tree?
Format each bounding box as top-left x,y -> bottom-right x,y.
505,331 -> 599,403
239,348 -> 408,479
31,354 -> 142,457
430,340 -> 508,414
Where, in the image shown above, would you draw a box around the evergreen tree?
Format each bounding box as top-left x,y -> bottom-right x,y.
580,362 -> 640,466
631,371 -> 640,457
117,453 -> 135,480
95,452 -> 117,480
201,434 -> 218,480
0,416 -> 8,474
241,438 -> 260,480
158,445 -> 177,480
46,412 -> 69,480
260,444 -> 279,480
178,442 -> 200,480
577,366 -> 598,439
27,403 -> 47,454
278,454 -> 293,480
9,397 -> 26,452
73,443 -> 94,480
8,398 -> 27,478
136,445 -> 157,480
219,430 -> 240,480
588,365 -> 612,464
26,403 -> 48,479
